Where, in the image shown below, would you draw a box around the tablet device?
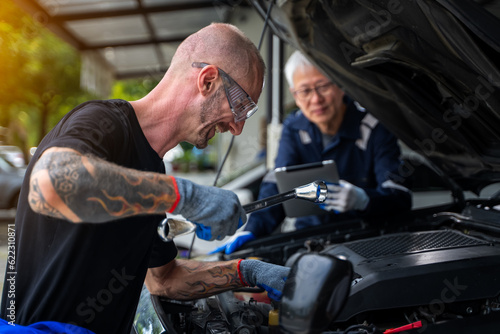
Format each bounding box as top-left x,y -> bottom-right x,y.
275,160 -> 339,217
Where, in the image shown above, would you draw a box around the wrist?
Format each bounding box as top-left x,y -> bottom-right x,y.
237,259 -> 249,286
167,176 -> 181,213
169,177 -> 195,216
354,187 -> 369,211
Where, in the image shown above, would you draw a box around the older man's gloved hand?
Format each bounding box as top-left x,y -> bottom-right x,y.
209,231 -> 256,255
320,180 -> 369,213
170,177 -> 246,241
238,259 -> 290,301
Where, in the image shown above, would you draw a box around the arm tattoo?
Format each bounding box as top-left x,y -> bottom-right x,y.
172,261 -> 241,299
29,178 -> 66,220
32,150 -> 177,222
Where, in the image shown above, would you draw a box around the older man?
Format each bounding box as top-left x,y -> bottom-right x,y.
213,50 -> 412,254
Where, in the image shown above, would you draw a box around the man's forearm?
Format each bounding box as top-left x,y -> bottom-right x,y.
29,147 -> 177,223
146,259 -> 243,300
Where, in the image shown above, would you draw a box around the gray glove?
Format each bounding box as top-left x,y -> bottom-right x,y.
239,259 -> 290,301
171,177 -> 247,241
320,180 -> 369,213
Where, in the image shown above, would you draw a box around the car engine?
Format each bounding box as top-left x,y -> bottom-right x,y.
134,200 -> 500,333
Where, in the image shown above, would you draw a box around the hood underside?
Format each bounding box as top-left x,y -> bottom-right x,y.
251,0 -> 500,192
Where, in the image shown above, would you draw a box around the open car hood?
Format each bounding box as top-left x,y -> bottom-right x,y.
250,0 -> 500,193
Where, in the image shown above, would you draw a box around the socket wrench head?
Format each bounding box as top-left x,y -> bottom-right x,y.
294,180 -> 328,203
158,218 -> 197,242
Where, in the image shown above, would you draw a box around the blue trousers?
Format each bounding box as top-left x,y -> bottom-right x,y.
0,319 -> 95,333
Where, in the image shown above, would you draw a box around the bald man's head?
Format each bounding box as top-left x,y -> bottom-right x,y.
169,23 -> 265,95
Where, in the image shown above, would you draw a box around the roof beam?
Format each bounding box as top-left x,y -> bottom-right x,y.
81,35 -> 186,50
51,2 -> 215,22
136,0 -> 167,70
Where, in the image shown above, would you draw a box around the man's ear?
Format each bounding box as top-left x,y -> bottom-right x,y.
196,65 -> 219,96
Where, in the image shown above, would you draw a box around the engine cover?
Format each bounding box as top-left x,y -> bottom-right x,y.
322,229 -> 500,322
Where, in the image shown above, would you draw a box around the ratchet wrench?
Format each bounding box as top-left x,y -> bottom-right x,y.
157,180 -> 327,242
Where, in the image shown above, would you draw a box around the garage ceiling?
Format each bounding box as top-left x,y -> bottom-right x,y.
13,0 -> 245,79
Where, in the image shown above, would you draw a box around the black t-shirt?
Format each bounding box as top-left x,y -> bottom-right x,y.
0,100 -> 177,333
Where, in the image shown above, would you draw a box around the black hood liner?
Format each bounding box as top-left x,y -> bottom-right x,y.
250,0 -> 500,192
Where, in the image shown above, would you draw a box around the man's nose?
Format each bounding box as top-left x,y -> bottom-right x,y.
310,88 -> 325,103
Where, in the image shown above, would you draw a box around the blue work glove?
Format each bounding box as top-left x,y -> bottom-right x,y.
239,260 -> 290,301
208,231 -> 256,255
320,180 -> 369,213
0,318 -> 95,333
171,177 -> 246,241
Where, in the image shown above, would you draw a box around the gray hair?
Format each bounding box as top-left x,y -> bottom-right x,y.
284,50 -> 314,89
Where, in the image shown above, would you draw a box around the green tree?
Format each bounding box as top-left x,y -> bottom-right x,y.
0,0 -> 95,157
110,78 -> 159,101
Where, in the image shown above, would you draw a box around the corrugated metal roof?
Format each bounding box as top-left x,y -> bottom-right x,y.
14,0 -> 244,79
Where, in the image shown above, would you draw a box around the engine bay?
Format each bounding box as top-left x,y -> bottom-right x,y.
134,201 -> 500,333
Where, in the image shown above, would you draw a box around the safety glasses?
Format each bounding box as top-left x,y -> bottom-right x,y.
192,62 -> 258,123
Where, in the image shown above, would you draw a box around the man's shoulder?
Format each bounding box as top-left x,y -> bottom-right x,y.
66,99 -> 133,127
347,100 -> 383,131
41,99 -> 136,158
358,111 -> 398,146
360,112 -> 379,129
72,99 -> 130,113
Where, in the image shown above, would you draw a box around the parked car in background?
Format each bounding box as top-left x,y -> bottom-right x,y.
0,155 -> 24,209
0,145 -> 26,168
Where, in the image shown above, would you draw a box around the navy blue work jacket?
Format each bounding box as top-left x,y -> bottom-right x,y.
244,99 -> 412,237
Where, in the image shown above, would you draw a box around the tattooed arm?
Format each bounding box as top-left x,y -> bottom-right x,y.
29,147 -> 177,223
145,259 -> 243,300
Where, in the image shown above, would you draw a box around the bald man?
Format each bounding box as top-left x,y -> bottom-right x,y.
0,23 -> 289,333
